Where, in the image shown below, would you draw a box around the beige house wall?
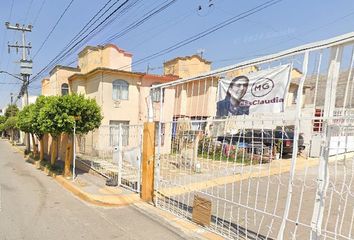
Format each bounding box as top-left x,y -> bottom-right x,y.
69,69 -> 177,154
164,55 -> 211,79
78,45 -> 132,74
42,67 -> 79,96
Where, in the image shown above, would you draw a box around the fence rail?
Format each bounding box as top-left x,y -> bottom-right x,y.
151,32 -> 354,239
76,124 -> 143,193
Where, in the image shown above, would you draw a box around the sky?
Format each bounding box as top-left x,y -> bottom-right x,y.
0,0 -> 353,109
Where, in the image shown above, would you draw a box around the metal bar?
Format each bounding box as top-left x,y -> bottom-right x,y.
72,122 -> 76,181
151,32 -> 354,90
277,51 -> 309,240
310,46 -> 343,239
137,126 -> 143,193
118,123 -> 123,186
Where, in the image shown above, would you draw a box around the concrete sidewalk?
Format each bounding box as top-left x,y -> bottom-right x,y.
11,142 -> 222,240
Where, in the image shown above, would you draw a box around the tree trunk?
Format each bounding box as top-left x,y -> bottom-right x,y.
40,138 -> 45,161
64,136 -> 73,177
50,136 -> 58,166
31,133 -> 38,157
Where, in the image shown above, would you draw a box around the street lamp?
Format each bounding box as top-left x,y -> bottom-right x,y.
0,70 -> 24,82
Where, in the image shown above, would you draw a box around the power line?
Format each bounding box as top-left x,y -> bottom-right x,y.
0,82 -> 21,85
24,0 -> 34,23
32,0 -> 75,59
103,0 -> 177,43
32,0 -> 47,25
49,0 -> 175,74
128,9 -> 194,52
118,0 -> 283,71
30,0 -> 130,81
54,0 -> 143,64
0,0 -> 15,69
30,0 -> 281,88
29,0 -> 138,84
232,10 -> 354,63
56,0 -> 117,58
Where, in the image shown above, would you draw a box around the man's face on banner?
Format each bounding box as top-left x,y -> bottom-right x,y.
229,77 -> 249,101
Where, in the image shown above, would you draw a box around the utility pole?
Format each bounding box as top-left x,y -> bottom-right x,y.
6,22 -> 33,153
10,93 -> 13,105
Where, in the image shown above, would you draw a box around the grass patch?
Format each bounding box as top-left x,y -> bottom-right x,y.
40,160 -> 64,175
198,152 -> 252,165
29,152 -> 40,161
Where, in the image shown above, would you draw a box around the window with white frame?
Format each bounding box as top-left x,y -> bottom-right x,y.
61,83 -> 69,96
151,83 -> 164,102
112,80 -> 129,100
109,121 -> 129,146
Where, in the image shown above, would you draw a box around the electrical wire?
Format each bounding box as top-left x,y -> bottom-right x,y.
24,0 -> 34,23
118,0 -> 283,71
30,0 -> 176,84
32,0 -> 47,25
32,0 -> 75,59
0,0 -> 15,70
103,0 -> 177,43
29,0 -> 281,87
29,0 -> 134,84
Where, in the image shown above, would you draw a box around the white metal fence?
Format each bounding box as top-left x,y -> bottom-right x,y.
76,124 -> 143,193
151,32 -> 354,239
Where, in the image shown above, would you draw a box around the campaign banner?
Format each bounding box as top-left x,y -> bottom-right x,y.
216,64 -> 292,117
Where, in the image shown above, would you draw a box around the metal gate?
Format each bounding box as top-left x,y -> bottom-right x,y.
76,124 -> 143,193
150,32 -> 354,239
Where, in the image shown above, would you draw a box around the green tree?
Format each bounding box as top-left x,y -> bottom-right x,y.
17,104 -> 39,157
32,96 -> 49,161
4,116 -> 18,142
37,96 -> 68,165
0,115 -> 6,137
59,94 -> 103,176
0,115 -> 6,124
5,104 -> 19,118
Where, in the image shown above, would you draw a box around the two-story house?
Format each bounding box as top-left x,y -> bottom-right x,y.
41,44 -> 178,159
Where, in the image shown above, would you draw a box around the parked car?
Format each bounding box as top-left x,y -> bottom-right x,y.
217,128 -> 305,155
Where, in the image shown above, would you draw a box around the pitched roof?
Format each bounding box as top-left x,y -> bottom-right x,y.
49,65 -> 80,76
68,67 -> 178,82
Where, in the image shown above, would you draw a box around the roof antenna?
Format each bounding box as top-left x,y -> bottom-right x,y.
197,48 -> 205,59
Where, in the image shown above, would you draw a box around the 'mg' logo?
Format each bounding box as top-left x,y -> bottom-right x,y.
251,78 -> 274,97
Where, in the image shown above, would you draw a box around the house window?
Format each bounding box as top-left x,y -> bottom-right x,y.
151,83 -> 164,102
191,117 -> 207,131
113,80 -> 129,100
109,121 -> 129,146
61,83 -> 69,96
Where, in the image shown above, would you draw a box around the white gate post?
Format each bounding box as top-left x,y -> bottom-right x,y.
155,87 -> 163,197
310,45 -> 343,239
118,123 -> 123,186
277,52 -> 309,239
137,126 -> 143,193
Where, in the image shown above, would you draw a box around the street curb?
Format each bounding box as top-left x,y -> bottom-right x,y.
8,138 -> 142,207
26,155 -> 141,207
55,175 -> 141,207
10,141 -> 222,239
134,203 -> 224,240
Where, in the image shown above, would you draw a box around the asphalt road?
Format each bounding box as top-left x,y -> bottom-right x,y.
0,140 -> 188,240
